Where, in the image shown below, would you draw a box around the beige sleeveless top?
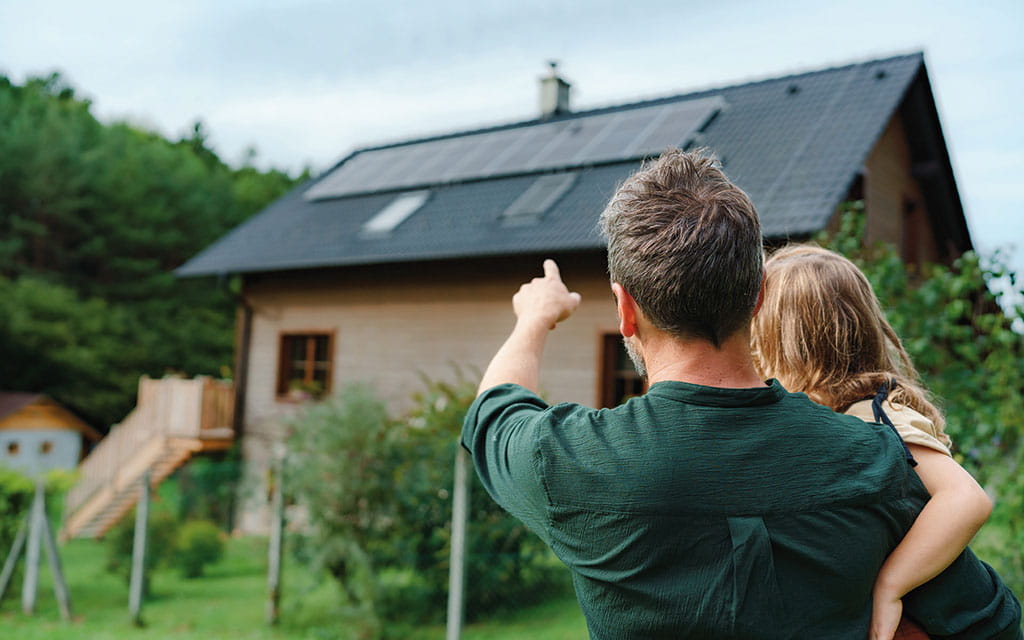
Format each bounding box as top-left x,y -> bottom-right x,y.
845,398 -> 952,456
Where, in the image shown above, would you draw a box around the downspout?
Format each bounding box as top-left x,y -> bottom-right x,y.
233,281 -> 253,438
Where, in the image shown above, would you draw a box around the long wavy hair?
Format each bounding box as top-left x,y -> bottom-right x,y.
751,244 -> 948,442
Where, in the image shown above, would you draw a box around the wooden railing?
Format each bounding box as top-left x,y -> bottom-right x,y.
63,376 -> 234,524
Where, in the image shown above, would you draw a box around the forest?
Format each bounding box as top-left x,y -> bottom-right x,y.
0,73 -> 302,429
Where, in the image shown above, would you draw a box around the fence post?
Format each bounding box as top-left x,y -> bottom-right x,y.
0,523 -> 27,603
446,447 -> 471,640
266,447 -> 285,626
41,502 -> 73,621
21,481 -> 45,614
128,471 -> 150,626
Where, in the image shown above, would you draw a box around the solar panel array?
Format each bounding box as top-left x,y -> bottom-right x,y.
305,95 -> 725,201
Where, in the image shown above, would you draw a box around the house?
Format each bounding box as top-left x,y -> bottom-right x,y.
178,52 -> 971,532
0,393 -> 101,477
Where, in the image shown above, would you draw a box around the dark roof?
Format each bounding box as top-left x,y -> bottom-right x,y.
179,52 -> 956,277
0,392 -> 42,420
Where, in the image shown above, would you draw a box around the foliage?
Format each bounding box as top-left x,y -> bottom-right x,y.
0,275 -> 140,426
816,204 -> 1024,592
104,508 -> 179,596
0,467 -> 35,564
0,466 -> 79,602
174,447 -> 243,530
286,379 -> 570,629
174,520 -> 225,578
0,73 -> 301,428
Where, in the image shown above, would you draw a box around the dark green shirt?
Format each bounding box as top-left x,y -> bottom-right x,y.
462,381 -> 1022,639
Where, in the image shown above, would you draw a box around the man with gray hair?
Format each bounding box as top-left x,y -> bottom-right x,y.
462,149 -> 1021,639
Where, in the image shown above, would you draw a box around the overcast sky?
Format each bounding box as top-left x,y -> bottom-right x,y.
1,0 -> 1022,280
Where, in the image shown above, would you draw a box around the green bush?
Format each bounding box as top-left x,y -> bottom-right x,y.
818,204 -> 1024,594
174,447 -> 242,530
104,508 -> 179,596
174,519 -> 224,578
0,467 -> 77,603
0,467 -> 34,550
0,468 -> 33,601
287,378 -> 569,628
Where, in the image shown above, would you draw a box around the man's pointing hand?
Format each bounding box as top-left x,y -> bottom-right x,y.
513,259 -> 582,330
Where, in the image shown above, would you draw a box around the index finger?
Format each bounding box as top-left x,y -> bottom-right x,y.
543,259 -> 561,281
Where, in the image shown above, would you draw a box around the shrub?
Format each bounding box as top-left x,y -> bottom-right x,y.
286,378 -> 569,627
104,508 -> 179,596
174,447 -> 242,530
174,519 -> 224,578
0,467 -> 34,551
0,467 -> 77,603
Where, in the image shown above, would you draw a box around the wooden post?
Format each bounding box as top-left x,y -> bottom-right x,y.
21,481 -> 45,615
266,449 -> 285,626
128,471 -> 150,626
446,447 -> 471,640
41,507 -> 73,621
0,523 -> 27,604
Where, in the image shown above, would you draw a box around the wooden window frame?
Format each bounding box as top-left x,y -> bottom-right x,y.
275,331 -> 335,401
598,332 -> 646,408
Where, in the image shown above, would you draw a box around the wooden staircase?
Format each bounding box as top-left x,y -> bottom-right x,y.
60,376 -> 234,541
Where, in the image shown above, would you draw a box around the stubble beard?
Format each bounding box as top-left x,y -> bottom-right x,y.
623,335 -> 647,379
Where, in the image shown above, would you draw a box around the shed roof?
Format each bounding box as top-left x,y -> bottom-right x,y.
0,393 -> 102,441
0,392 -> 41,421
179,52 -> 961,277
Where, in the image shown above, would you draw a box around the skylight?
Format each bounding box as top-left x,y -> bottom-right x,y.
361,191 -> 430,235
502,173 -> 578,225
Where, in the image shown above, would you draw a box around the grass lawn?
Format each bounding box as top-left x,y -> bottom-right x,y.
1,536 -> 587,640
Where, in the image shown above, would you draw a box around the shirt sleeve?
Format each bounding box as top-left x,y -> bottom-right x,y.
461,384 -> 552,543
903,545 -> 1023,639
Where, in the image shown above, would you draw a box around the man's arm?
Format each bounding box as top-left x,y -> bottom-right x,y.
477,259 -> 582,395
897,473 -> 1023,639
870,445 -> 993,640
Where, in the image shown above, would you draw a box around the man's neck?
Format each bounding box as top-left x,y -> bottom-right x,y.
642,329 -> 765,389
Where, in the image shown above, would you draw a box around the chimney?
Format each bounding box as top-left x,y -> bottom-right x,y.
539,60 -> 571,118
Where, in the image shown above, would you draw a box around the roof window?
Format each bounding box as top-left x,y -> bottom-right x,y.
362,190 -> 430,235
502,173 -> 578,225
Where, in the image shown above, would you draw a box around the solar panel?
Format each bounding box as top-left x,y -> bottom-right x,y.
305,95 -> 725,201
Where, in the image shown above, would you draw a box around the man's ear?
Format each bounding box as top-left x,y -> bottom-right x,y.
611,283 -> 639,338
752,275 -> 766,317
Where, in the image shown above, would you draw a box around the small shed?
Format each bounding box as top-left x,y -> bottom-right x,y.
0,393 -> 101,476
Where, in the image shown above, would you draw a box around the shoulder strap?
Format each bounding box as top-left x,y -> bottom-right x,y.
872,380 -> 917,467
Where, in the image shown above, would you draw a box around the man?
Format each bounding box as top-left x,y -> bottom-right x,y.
461,149 -> 1021,639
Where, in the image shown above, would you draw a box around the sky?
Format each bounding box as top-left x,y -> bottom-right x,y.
1,0 -> 1022,281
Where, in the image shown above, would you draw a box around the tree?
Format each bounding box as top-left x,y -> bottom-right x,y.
0,73 -> 300,427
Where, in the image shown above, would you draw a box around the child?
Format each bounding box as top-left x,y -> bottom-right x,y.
750,245 -> 993,640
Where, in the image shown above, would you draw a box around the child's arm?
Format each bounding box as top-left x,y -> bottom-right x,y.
869,444 -> 993,640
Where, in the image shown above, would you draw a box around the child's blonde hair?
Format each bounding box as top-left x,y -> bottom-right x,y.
751,244 -> 949,444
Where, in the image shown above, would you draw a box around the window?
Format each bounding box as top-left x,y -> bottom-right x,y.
40,440 -> 54,455
501,173 -> 578,225
6,441 -> 19,456
277,332 -> 334,400
362,190 -> 430,235
599,334 -> 646,408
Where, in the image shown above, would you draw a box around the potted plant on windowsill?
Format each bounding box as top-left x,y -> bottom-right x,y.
287,379 -> 324,402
